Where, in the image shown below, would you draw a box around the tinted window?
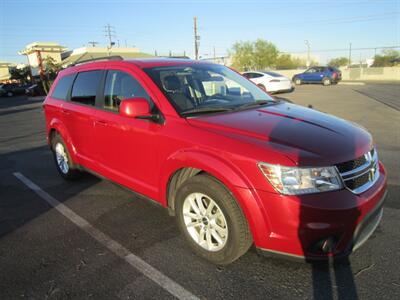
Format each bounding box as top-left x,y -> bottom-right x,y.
252,73 -> 263,78
52,74 -> 75,100
103,70 -> 150,112
242,73 -> 252,79
71,70 -> 102,106
244,72 -> 263,79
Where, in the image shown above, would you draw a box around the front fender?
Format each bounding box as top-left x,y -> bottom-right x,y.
159,149 -> 272,245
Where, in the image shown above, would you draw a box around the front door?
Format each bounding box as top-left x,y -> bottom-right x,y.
94,68 -> 161,199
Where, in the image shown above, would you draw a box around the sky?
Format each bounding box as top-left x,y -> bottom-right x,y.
1,0 -> 399,64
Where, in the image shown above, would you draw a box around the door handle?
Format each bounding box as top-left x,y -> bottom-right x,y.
62,109 -> 71,115
95,120 -> 108,126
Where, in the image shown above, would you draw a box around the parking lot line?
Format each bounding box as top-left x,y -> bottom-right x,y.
13,172 -> 199,300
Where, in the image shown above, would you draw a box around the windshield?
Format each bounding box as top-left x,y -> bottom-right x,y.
144,63 -> 274,115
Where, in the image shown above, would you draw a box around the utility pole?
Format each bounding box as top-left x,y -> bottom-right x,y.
104,24 -> 116,48
348,43 -> 352,67
194,17 -> 200,60
304,40 -> 310,67
88,41 -> 98,47
213,46 -> 216,61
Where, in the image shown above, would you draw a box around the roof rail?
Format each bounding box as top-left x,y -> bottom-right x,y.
69,55 -> 123,67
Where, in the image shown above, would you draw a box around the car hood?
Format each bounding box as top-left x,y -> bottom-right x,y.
186,102 -> 373,166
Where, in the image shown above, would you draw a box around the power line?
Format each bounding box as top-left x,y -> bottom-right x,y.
88,41 -> 98,47
281,45 -> 400,54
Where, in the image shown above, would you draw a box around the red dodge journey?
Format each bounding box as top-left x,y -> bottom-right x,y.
43,57 -> 387,264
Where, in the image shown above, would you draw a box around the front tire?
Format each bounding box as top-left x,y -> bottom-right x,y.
294,77 -> 302,85
175,174 -> 252,265
7,91 -> 13,97
51,134 -> 80,180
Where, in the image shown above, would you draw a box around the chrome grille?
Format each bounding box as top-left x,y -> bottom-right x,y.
336,149 -> 379,194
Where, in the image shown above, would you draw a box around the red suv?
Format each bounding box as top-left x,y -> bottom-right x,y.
43,58 -> 387,265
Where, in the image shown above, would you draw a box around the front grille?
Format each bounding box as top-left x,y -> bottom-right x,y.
336,149 -> 379,194
336,155 -> 367,173
345,172 -> 370,190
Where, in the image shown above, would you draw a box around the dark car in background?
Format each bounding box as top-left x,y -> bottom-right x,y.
0,83 -> 27,97
292,66 -> 342,86
25,84 -> 44,96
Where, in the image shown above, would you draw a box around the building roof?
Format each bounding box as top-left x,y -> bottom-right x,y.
0,61 -> 16,68
61,47 -> 154,67
19,41 -> 67,55
125,58 -> 208,68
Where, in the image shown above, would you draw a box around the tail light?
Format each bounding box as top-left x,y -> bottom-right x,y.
269,79 -> 280,82
332,72 -> 337,79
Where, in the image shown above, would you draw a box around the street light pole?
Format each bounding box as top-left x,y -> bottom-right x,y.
349,42 -> 352,67
305,40 -> 311,67
194,17 -> 200,60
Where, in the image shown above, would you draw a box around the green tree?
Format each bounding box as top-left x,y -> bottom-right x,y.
230,39 -> 278,71
252,39 -> 278,69
275,54 -> 307,69
9,66 -> 31,84
43,56 -> 61,80
372,49 -> 400,67
328,57 -> 349,67
230,41 -> 254,71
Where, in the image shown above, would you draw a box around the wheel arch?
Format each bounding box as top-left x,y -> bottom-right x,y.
48,118 -> 78,162
161,150 -> 271,245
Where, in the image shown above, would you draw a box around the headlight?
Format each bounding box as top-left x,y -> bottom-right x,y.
258,163 -> 343,195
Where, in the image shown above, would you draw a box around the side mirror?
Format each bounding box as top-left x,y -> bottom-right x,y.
120,97 -> 163,124
120,98 -> 150,118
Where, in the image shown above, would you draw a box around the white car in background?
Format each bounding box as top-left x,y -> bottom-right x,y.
242,71 -> 294,94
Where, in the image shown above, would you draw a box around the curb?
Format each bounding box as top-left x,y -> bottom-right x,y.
28,96 -> 46,101
339,82 -> 366,86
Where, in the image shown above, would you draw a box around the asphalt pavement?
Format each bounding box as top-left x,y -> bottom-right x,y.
0,83 -> 399,299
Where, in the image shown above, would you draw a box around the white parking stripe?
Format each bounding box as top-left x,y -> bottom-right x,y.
13,172 -> 199,300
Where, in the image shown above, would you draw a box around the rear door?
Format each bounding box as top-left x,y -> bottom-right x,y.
94,68 -> 161,199
62,69 -> 103,169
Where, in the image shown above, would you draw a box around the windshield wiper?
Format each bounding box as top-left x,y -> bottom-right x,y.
181,106 -> 233,116
233,100 -> 276,110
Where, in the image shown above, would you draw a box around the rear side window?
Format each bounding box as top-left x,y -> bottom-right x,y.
71,70 -> 102,106
103,70 -> 150,112
264,71 -> 282,77
52,74 -> 75,100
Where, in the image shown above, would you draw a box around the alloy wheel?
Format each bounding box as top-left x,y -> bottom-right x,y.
182,192 -> 228,252
55,142 -> 69,174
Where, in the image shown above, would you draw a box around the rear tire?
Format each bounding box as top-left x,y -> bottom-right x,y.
51,134 -> 80,180
322,77 -> 331,86
175,174 -> 252,265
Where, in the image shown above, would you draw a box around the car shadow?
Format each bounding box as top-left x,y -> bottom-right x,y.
265,101 -> 360,299
0,145 -> 100,238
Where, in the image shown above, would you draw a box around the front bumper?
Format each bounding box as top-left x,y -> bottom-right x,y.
252,162 -> 387,260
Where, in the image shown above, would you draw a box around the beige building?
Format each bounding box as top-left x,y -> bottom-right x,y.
61,46 -> 153,67
0,61 -> 16,82
19,42 -> 67,75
